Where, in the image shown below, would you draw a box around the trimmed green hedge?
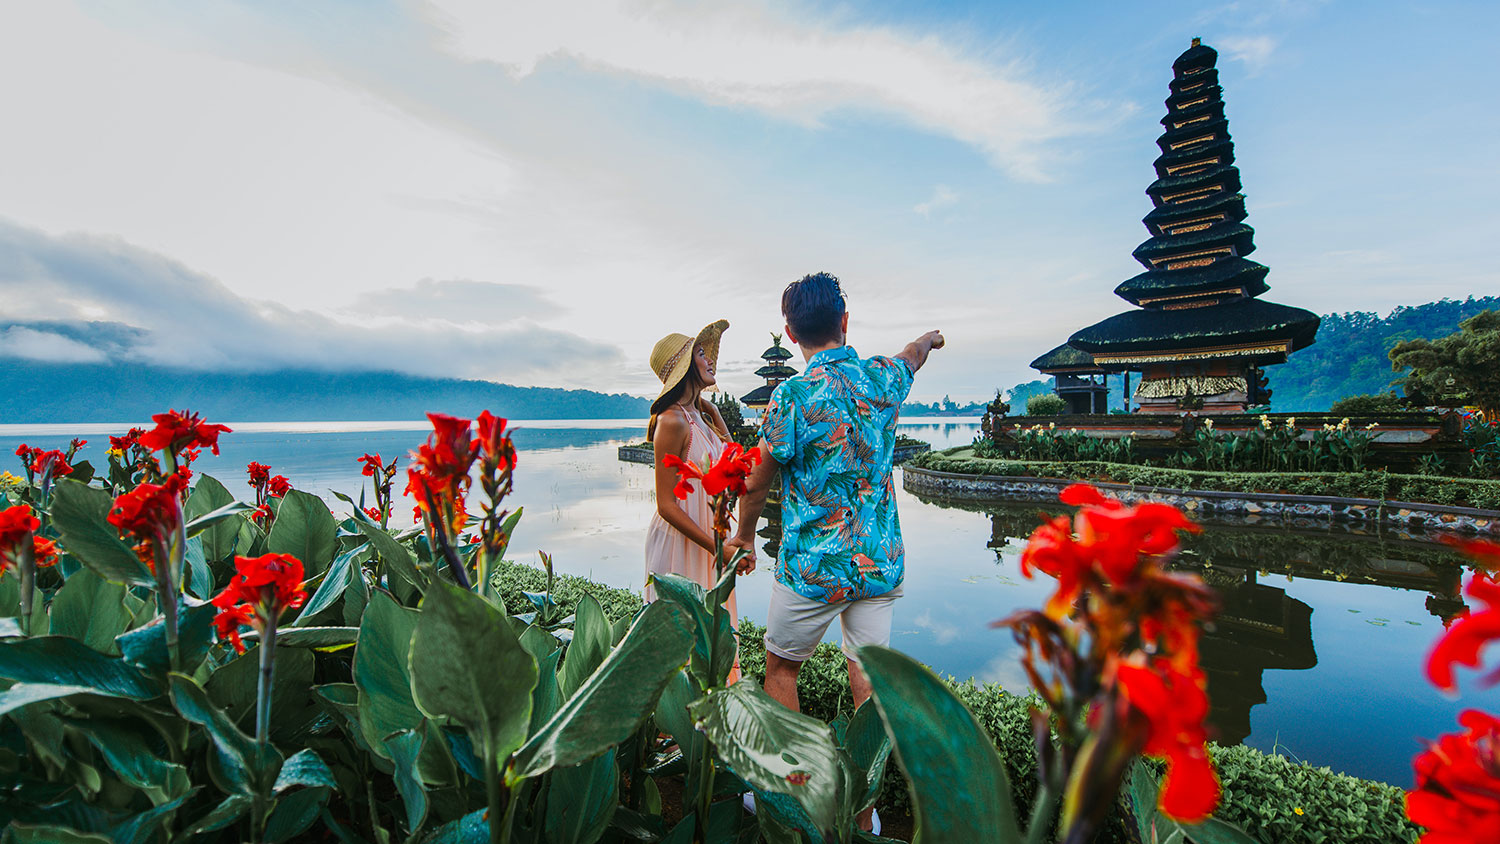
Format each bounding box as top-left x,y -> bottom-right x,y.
492,562 -> 1419,843
911,448 -> 1500,510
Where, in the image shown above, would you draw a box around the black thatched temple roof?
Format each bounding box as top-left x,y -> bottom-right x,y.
1029,342 -> 1102,373
1069,298 -> 1319,358
741,383 -> 776,408
754,363 -> 798,379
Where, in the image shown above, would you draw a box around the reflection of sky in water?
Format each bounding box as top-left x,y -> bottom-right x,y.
6,419 -> 1495,787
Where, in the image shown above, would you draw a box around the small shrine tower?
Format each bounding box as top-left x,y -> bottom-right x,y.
1029,343 -> 1111,414
1067,39 -> 1319,413
741,333 -> 798,417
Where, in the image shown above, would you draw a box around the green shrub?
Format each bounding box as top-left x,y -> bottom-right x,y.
912,448 -> 1500,510
1025,393 -> 1068,416
1209,744 -> 1418,844
492,558 -> 644,622
1330,392 -> 1407,415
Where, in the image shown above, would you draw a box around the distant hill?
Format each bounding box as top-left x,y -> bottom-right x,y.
1265,296 -> 1500,411
0,363 -> 650,422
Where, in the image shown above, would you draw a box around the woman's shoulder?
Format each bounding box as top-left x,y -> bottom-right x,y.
653,410 -> 689,448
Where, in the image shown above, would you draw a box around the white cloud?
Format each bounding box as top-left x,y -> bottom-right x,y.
914,184 -> 959,218
1218,35 -> 1278,74
0,327 -> 108,364
0,219 -> 624,383
420,0 -> 1105,181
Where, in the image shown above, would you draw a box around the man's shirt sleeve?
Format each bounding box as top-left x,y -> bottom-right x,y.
762,383 -> 798,464
870,355 -> 915,405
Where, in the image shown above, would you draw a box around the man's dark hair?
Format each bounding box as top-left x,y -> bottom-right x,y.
781,272 -> 846,346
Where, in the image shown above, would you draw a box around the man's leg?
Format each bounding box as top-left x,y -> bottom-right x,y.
764,652 -> 804,713
839,585 -> 903,834
763,580 -> 840,713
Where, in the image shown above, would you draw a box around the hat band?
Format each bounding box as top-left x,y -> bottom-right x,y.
658,339 -> 693,382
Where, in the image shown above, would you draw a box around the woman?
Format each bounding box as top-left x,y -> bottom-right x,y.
644,319 -> 746,633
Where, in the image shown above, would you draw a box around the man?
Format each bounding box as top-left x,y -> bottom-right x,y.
727,271 -> 942,714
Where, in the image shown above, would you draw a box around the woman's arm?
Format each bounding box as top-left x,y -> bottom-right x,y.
652,411 -> 717,554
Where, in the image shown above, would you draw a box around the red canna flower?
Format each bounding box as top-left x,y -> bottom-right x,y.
0,505 -> 41,564
28,449 -> 72,479
1428,570 -> 1500,692
701,443 -> 761,497
110,428 -> 144,451
69,438 -> 86,452
1407,709 -> 1500,843
359,453 -> 383,477
1116,658 -> 1220,821
108,472 -> 190,545
661,454 -> 703,500
268,476 -> 292,498
247,462 -> 271,487
475,411 -> 517,471
137,409 -> 232,456
406,413 -> 477,533
30,536 -> 59,569
210,553 -> 308,654
364,506 -> 382,521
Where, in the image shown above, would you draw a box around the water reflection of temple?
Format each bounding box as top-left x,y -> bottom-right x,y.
982,504 -> 1468,744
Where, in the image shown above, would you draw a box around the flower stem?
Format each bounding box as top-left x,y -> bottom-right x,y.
694,733 -> 715,843
17,556 -> 34,637
154,536 -> 181,672
256,612 -> 278,746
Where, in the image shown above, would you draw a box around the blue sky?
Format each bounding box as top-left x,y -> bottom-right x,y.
0,0 -> 1495,403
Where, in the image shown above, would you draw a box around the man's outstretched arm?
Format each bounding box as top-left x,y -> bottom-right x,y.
895,330 -> 945,374
725,440 -> 778,567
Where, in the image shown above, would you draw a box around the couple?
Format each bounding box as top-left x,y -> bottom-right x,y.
644,271 -> 943,716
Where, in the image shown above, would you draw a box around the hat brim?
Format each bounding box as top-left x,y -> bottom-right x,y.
654,319 -> 729,407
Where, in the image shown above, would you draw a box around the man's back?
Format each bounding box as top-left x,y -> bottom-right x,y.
763,345 -> 913,602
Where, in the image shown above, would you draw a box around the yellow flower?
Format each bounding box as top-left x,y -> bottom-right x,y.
1365,422 -> 1380,430
1294,807 -> 1304,816
107,447 -> 125,458
1203,418 -> 1214,430
1286,417 -> 1297,428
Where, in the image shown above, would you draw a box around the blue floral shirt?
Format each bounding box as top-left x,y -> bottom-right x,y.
762,346 -> 914,603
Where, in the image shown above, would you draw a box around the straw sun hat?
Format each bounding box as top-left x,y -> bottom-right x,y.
649,319 -> 729,412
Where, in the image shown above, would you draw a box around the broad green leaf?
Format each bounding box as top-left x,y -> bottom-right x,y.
183,499 -> 258,538
266,489 -> 338,577
689,680 -> 849,838
207,642 -> 315,730
342,556 -> 370,627
264,786 -> 330,844
184,794 -> 251,835
251,626 -> 358,649
558,593 -> 611,699
410,580 -> 537,763
183,535 -> 214,599
49,479 -> 155,586
0,683 -> 129,718
649,574 -> 715,684
2,825 -> 112,844
273,749 -> 337,794
73,717 -> 190,798
654,669 -> 709,803
0,636 -> 157,699
509,599 -> 693,783
48,569 -> 131,654
845,701 -> 893,811
546,753 -> 619,844
520,625 -> 563,734
355,591 -> 423,757
355,521 -> 424,594
858,645 -> 1021,844
116,597 -> 216,677
167,673 -> 276,795
292,543 -> 363,627
385,730 -> 429,834
184,474 -> 243,563
111,791 -> 195,844
425,808 -> 486,844
1128,765 -> 1262,844
1175,818 -> 1263,844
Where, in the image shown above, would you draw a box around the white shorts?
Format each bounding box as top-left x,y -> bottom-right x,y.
763,579 -> 904,664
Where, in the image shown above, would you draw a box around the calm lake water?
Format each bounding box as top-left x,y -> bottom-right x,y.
3,418 -> 1493,787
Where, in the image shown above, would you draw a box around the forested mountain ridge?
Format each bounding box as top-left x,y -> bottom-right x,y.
0,363 -> 650,422
1265,296 -> 1500,411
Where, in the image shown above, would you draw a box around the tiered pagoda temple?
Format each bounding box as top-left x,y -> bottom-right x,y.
741,333 -> 797,417
1066,39 -> 1319,414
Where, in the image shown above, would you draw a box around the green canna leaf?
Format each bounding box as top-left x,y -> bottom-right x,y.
385,729 -> 429,834
47,569 -> 131,655
49,479 -> 155,587
857,644 -> 1022,844
0,636 -> 158,699
557,593 -> 611,699
508,598 -> 692,783
545,752 -> 619,844
266,489 -> 338,578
